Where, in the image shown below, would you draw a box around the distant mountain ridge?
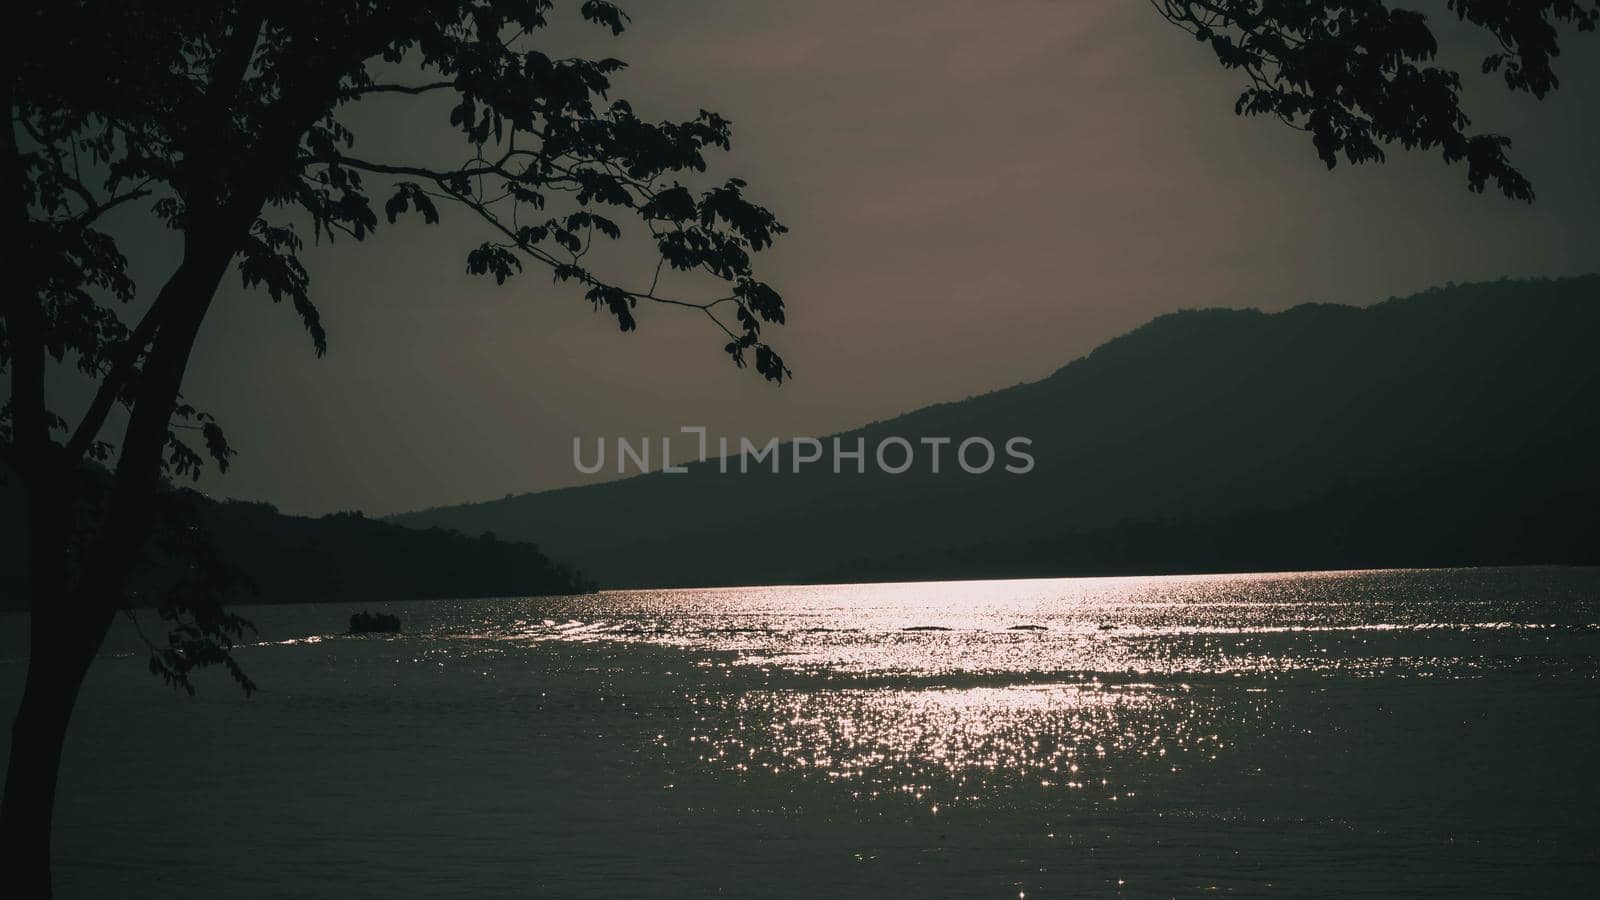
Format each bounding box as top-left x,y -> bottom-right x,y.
0,485 -> 594,609
179,499 -> 596,604
392,276 -> 1600,588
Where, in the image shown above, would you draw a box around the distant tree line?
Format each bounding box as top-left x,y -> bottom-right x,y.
1,487 -> 596,611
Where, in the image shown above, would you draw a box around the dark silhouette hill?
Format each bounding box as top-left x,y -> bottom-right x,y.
390,277 -> 1600,587
178,499 -> 596,604
0,484 -> 594,609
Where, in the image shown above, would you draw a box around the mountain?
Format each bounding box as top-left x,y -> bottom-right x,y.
174,498 -> 596,604
390,277 -> 1600,588
0,484 -> 594,609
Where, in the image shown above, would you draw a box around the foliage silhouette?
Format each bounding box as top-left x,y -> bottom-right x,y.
1155,0 -> 1598,199
2,1 -> 786,891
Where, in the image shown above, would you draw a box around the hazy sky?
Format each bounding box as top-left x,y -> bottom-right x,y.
81,1 -> 1600,515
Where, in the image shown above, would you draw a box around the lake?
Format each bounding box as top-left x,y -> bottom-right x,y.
2,567 -> 1598,898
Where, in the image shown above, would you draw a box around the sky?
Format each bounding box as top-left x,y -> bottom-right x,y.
76,0 -> 1600,515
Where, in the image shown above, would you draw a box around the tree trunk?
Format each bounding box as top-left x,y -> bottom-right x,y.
0,22 -> 332,889
0,228 -> 240,895
0,602 -> 116,899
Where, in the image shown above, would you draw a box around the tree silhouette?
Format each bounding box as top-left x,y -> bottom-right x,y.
2,1 -> 787,892
1155,0 -> 1597,200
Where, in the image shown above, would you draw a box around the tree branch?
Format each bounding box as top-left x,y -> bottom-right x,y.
63,269 -> 184,462
347,81 -> 453,96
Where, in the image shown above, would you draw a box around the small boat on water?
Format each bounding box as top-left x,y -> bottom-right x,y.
348,610 -> 402,634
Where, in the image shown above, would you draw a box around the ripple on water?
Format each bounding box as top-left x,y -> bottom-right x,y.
681,678 -> 1268,807
450,568 -> 1600,680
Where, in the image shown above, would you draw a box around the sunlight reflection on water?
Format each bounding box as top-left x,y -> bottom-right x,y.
463,568 -> 1600,680
6,566 -> 1598,898
679,680 -> 1261,809
444,567 -> 1599,804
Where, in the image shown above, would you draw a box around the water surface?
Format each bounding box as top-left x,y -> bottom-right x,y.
2,567 -> 1596,897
